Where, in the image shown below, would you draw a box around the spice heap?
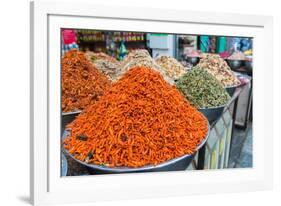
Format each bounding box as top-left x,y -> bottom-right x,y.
185,48 -> 202,58
227,51 -> 246,60
176,69 -> 230,109
195,53 -> 240,87
85,51 -> 121,82
62,49 -> 111,113
119,49 -> 174,84
64,67 -> 208,168
155,56 -> 187,80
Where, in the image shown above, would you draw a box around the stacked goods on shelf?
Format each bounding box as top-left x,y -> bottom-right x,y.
85,51 -> 122,82
62,49 -> 111,113
111,32 -> 145,42
77,30 -> 145,43
155,56 -> 187,80
119,49 -> 174,84
77,30 -> 105,42
195,53 -> 240,87
176,68 -> 230,109
64,67 -> 208,168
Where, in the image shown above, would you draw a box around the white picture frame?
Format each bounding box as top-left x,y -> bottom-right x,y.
30,0 -> 273,205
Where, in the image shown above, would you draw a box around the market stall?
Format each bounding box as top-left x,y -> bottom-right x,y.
61,30 -> 253,176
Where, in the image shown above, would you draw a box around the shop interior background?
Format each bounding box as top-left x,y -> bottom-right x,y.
61,29 -> 253,176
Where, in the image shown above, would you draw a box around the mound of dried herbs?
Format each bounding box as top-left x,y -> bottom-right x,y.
85,51 -> 122,82
176,68 -> 230,108
195,53 -> 240,87
119,49 -> 174,85
155,56 -> 187,80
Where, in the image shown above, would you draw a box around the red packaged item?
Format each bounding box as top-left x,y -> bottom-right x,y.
62,29 -> 77,44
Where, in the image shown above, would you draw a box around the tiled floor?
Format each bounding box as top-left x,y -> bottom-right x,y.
228,123 -> 252,168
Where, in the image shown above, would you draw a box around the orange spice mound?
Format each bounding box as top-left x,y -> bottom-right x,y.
62,49 -> 111,112
63,67 -> 208,168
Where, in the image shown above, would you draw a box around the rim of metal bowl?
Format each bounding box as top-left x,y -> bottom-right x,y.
197,103 -> 227,111
224,80 -> 241,89
226,59 -> 244,62
61,153 -> 68,176
62,110 -> 82,116
62,122 -> 210,172
186,56 -> 200,59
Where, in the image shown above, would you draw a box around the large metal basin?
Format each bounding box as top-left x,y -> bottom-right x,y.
186,56 -> 200,66
61,111 -> 81,133
198,105 -> 226,125
62,123 -> 210,174
225,81 -> 241,97
226,59 -> 243,70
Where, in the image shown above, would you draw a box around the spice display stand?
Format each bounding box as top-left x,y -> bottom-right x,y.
195,85 -> 246,170
62,85 -> 248,175
62,81 -> 251,175
234,77 -> 252,130
62,86 -> 246,175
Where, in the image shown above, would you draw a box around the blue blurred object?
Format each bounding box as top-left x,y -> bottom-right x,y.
241,38 -> 252,51
230,37 -> 252,52
231,37 -> 241,51
118,41 -> 128,60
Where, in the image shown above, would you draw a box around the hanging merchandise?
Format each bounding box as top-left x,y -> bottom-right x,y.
199,35 -> 210,53
209,36 -> 217,53
240,38 -> 252,52
229,37 -> 242,52
106,32 -> 116,57
118,41 -> 128,61
216,37 -> 227,54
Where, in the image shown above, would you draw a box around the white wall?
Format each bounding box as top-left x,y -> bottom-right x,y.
0,0 -> 280,206
149,34 -> 175,57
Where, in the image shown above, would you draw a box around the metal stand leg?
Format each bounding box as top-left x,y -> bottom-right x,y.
197,145 -> 206,170
229,98 -> 239,155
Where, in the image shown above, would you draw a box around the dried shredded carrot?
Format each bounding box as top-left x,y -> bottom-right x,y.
62,49 -> 111,112
64,66 -> 208,168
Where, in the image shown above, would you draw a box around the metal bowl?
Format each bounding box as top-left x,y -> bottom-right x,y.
62,123 -> 210,174
198,104 -> 226,125
244,60 -> 253,75
226,59 -> 243,70
225,86 -> 236,97
186,56 -> 200,66
225,81 -> 241,97
61,153 -> 68,176
62,111 -> 81,133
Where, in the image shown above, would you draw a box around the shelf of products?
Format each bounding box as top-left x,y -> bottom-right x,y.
77,30 -> 146,43
76,30 -> 148,57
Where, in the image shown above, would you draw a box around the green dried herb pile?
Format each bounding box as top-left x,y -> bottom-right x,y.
176,68 -> 230,108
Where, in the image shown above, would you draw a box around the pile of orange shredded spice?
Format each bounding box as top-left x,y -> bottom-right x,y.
62,49 -> 111,113
63,67 -> 208,168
